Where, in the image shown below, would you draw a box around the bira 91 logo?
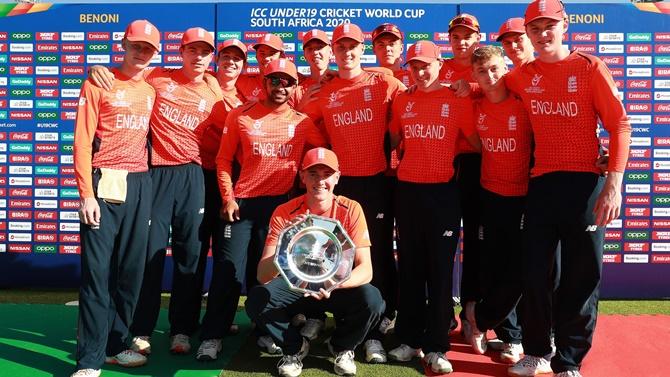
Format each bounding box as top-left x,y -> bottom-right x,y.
625,231 -> 650,240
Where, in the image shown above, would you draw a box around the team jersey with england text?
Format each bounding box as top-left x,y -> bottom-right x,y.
265,194 -> 371,249
389,87 -> 475,183
440,58 -> 480,155
216,101 -> 326,202
237,73 -> 301,108
74,69 -> 155,198
145,68 -> 226,166
474,95 -> 532,196
505,51 -> 631,176
200,87 -> 245,170
302,71 -> 404,176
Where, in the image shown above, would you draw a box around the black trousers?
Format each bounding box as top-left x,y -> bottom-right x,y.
473,189 -> 525,345
130,163 -> 205,337
455,153 -> 483,307
394,181 -> 461,353
199,194 -> 287,340
246,278 -> 385,355
77,172 -> 152,369
521,172 -> 605,373
336,174 -> 398,339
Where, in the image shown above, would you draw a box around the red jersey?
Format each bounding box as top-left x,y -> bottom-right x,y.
145,68 -> 226,166
74,69 -> 155,198
389,87 -> 475,183
200,87 -> 245,170
216,101 -> 326,202
265,195 -> 371,249
394,68 -> 414,88
237,73 -> 301,108
302,71 -> 404,176
440,58 -> 480,155
505,51 -> 631,175
474,95 -> 533,196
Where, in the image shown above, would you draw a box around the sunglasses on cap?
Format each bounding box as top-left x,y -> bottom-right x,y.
449,15 -> 480,31
371,23 -> 402,40
267,76 -> 296,88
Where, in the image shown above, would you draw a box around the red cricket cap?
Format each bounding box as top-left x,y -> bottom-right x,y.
264,58 -> 298,81
218,38 -> 247,59
332,23 -> 364,44
302,147 -> 339,171
124,19 -> 161,51
302,29 -> 330,47
181,27 -> 215,50
372,23 -> 403,42
254,33 -> 285,52
406,40 -> 442,64
524,0 -> 566,25
448,13 -> 480,33
497,17 -> 526,41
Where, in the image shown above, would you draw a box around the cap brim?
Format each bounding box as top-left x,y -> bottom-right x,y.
218,45 -> 247,58
448,24 -> 480,34
496,30 -> 525,42
302,36 -> 330,47
406,56 -> 439,65
301,162 -> 338,171
126,36 -> 160,51
333,36 -> 364,44
524,14 -> 564,26
253,42 -> 283,52
373,31 -> 402,41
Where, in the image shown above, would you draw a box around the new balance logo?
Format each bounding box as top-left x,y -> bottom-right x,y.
585,225 -> 598,232
199,208 -> 205,214
443,230 -> 454,237
376,213 -> 384,219
478,225 -> 484,240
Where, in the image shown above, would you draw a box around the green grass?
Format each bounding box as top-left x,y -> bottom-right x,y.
1,288 -> 669,314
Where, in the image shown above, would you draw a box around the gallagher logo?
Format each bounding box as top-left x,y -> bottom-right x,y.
626,172 -> 651,182
625,231 -> 649,240
624,242 -> 649,252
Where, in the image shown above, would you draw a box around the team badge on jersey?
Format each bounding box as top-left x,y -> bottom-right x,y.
443,69 -> 454,82
249,119 -> 265,136
147,95 -> 153,111
198,98 -> 207,112
440,103 -> 450,118
363,87 -> 372,102
508,115 -> 517,131
161,81 -> 178,100
111,89 -> 130,108
251,87 -> 262,99
288,124 -> 295,138
79,97 -> 86,106
567,75 -> 577,93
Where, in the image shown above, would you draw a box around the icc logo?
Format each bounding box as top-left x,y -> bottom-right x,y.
405,101 -> 415,113
532,74 -> 542,87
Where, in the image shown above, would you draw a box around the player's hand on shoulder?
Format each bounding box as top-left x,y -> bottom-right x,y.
89,65 -> 115,91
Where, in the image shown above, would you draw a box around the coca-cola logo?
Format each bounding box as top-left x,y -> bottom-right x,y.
35,211 -> 57,220
572,33 -> 596,41
60,234 -> 80,243
627,80 -> 651,89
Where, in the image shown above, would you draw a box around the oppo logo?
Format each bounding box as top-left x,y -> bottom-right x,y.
655,197 -> 670,204
10,89 -> 32,96
625,231 -> 649,239
408,33 -> 429,40
37,55 -> 57,62
62,78 -> 83,85
11,33 -> 32,40
37,112 -> 57,119
34,245 -> 56,253
603,243 -> 621,250
627,173 -> 650,180
273,32 -> 294,39
87,44 -> 109,51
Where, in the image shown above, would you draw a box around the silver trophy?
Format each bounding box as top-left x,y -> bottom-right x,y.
274,214 -> 356,294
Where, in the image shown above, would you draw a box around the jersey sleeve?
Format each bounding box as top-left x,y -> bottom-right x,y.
73,81 -> 102,199
300,92 -> 324,124
265,206 -> 291,247
591,59 -> 631,173
457,98 -> 476,138
215,109 -> 241,202
301,116 -> 328,148
388,95 -> 403,136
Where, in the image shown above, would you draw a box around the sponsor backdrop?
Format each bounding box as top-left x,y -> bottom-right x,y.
0,2 -> 669,298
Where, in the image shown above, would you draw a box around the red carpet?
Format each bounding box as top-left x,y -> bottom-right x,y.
442,315 -> 670,377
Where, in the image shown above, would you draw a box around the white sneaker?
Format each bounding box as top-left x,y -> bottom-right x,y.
500,343 -> 524,364
549,335 -> 557,358
104,349 -> 147,367
554,371 -> 582,377
388,344 -> 423,362
300,318 -> 324,341
170,334 -> 191,354
277,355 -> 303,377
508,355 -> 553,376
364,339 -> 386,363
277,338 -> 309,377
70,369 -> 101,377
469,328 -> 487,355
423,352 -> 453,374
130,335 -> 151,355
333,350 -> 356,376
257,335 -> 283,355
196,338 -> 222,361
378,316 -> 395,335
